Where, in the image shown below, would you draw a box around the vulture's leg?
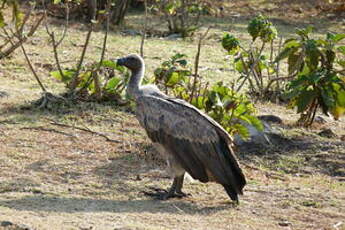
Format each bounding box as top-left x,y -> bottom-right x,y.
165,174 -> 188,198
143,145 -> 189,199
144,174 -> 188,200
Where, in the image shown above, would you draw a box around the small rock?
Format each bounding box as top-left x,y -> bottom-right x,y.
278,221 -> 292,227
234,121 -> 272,146
318,128 -> 337,138
0,91 -> 9,97
1,221 -> 13,227
121,29 -> 142,36
258,115 -> 283,124
166,33 -> 182,40
314,116 -> 327,124
341,135 -> 345,141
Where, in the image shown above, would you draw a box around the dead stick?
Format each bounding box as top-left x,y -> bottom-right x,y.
20,126 -> 77,138
242,162 -> 287,181
48,119 -> 121,143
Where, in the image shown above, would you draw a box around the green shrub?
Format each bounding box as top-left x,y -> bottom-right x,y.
222,15 -> 280,100
51,59 -> 131,104
276,27 -> 345,126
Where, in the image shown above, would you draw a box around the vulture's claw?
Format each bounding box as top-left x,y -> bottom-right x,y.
141,187 -> 189,200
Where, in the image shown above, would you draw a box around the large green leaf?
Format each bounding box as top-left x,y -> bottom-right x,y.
296,26 -> 313,39
321,86 -> 335,108
105,77 -> 121,91
191,96 -> 205,109
11,1 -> 23,28
234,59 -> 245,73
246,115 -> 264,131
287,52 -> 301,75
305,39 -> 320,70
327,32 -> 345,43
232,123 -> 250,140
337,46 -> 345,55
333,83 -> 345,107
275,46 -> 298,62
0,11 -> 5,28
166,72 -> 180,86
100,60 -> 118,69
50,70 -> 75,83
296,89 -> 317,113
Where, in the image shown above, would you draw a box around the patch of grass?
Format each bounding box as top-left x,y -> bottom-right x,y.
300,200 -> 323,208
275,155 -> 306,173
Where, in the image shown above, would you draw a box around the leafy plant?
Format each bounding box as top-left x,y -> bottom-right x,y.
151,0 -> 218,37
153,53 -> 192,95
222,15 -> 282,100
277,27 -> 345,126
203,82 -> 263,139
247,14 -> 277,42
51,59 -> 131,104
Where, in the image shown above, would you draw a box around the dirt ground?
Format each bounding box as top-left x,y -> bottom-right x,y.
1,1 -> 345,230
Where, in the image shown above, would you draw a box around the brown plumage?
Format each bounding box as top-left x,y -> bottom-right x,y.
117,54 -> 246,203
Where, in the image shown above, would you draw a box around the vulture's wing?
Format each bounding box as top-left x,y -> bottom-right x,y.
136,95 -> 246,196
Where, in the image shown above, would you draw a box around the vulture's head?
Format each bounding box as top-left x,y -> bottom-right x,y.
117,54 -> 143,71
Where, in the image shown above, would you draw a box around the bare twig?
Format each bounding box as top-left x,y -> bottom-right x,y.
19,43 -> 47,92
0,14 -> 44,59
20,126 -> 77,138
264,74 -> 296,92
43,0 -> 70,82
91,0 -> 111,100
69,23 -> 93,91
98,0 -> 110,68
275,37 -> 283,90
56,4 -> 69,47
5,11 -> 46,92
48,119 -> 121,143
140,0 -> 148,57
242,162 -> 287,181
189,26 -> 211,103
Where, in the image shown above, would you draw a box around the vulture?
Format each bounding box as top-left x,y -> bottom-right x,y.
117,54 -> 246,203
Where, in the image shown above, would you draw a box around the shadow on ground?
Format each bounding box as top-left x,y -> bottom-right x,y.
238,130 -> 345,178
0,195 -> 233,215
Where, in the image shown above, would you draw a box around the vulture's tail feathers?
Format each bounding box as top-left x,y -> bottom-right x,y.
219,138 -> 246,195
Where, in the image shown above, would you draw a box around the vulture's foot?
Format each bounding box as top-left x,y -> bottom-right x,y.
142,175 -> 189,200
142,187 -> 189,200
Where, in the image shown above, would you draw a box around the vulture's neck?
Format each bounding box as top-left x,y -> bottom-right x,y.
127,65 -> 144,100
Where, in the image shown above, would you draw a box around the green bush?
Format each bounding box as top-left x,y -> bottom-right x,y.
222,15 -> 280,100
276,27 -> 345,126
51,59 -> 131,104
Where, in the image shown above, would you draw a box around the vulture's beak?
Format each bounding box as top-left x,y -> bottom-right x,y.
117,57 -> 126,66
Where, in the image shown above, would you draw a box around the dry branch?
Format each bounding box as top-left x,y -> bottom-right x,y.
43,1 -> 70,82
69,23 -> 93,91
48,119 -> 121,143
19,42 -> 47,92
0,14 -> 44,59
242,162 -> 288,181
140,0 -> 148,57
189,26 -> 211,102
20,126 -> 77,138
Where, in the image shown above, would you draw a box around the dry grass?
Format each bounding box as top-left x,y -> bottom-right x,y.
1,1 -> 345,230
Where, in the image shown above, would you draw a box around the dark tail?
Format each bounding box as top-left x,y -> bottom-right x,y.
223,184 -> 239,204
219,138 -> 246,200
